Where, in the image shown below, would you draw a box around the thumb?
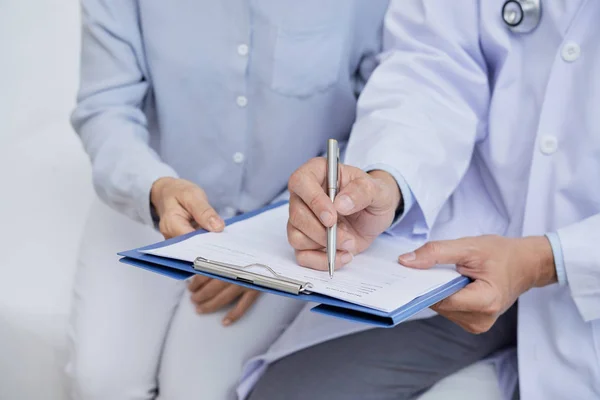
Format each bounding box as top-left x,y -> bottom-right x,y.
398,238 -> 475,269
178,186 -> 224,232
333,176 -> 376,215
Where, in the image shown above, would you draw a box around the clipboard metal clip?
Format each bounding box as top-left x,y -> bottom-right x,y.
193,257 -> 313,295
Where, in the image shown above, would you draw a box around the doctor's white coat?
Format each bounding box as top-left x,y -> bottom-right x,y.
239,1 -> 600,399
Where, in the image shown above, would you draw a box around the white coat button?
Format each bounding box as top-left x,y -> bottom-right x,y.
223,207 -> 236,218
561,42 -> 581,62
236,96 -> 248,107
233,152 -> 245,164
540,135 -> 558,155
237,44 -> 249,56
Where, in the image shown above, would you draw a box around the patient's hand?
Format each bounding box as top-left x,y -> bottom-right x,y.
151,177 -> 260,324
150,177 -> 225,239
188,275 -> 260,326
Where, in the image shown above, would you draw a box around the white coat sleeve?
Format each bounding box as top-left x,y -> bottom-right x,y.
344,0 -> 490,239
557,213 -> 600,322
71,0 -> 178,226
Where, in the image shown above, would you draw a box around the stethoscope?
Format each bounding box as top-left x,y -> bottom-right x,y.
502,0 -> 541,33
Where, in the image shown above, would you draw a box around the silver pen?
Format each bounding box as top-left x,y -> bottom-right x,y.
326,139 -> 339,278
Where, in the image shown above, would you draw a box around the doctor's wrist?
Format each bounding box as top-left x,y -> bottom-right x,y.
367,169 -> 403,216
522,236 -> 558,288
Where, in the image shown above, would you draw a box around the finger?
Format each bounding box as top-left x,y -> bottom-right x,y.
190,279 -> 228,306
178,186 -> 224,232
333,175 -> 379,216
431,280 -> 498,314
397,238 -> 479,270
288,193 -> 329,246
295,249 -> 354,271
288,158 -> 337,228
159,210 -> 195,239
287,220 -> 357,254
431,309 -> 475,332
196,284 -> 244,314
223,290 -> 260,326
287,220 -> 322,250
188,275 -> 211,292
288,194 -> 356,251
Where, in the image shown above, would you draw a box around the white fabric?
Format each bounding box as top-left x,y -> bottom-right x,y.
68,198 -> 305,399
0,1 -> 92,399
341,1 -> 600,399
419,362 -> 503,400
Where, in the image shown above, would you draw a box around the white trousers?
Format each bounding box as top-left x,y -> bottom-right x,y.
66,199 -> 304,399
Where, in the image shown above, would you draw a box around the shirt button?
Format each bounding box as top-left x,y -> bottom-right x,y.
237,44 -> 249,56
233,152 -> 245,164
540,135 -> 558,155
561,41 -> 581,62
236,96 -> 248,108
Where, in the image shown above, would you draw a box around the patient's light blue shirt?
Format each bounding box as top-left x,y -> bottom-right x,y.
72,0 -> 389,225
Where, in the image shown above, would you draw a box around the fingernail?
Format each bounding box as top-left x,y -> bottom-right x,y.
398,252 -> 416,263
209,216 -> 222,231
337,195 -> 354,213
320,211 -> 333,225
341,252 -> 353,264
222,319 -> 232,326
341,238 -> 355,252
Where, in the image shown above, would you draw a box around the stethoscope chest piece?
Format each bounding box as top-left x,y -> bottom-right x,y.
502,0 -> 541,33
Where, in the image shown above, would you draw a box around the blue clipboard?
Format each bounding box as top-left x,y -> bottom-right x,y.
118,201 -> 469,327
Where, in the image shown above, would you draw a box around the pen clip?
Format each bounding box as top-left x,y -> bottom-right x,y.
327,139 -> 340,192
193,257 -> 313,295
336,148 -> 341,192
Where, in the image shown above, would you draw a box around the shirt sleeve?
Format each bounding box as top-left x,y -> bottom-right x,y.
545,232 -> 568,286
556,213 -> 600,322
344,0 -> 490,240
71,0 -> 178,227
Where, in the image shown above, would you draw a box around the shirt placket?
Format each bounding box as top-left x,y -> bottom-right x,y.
222,2 -> 252,219
518,5 -> 589,400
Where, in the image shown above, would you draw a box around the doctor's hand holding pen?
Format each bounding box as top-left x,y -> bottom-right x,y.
150,177 -> 260,326
286,157 -> 403,271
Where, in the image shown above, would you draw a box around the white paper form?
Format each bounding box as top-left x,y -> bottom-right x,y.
142,206 -> 460,313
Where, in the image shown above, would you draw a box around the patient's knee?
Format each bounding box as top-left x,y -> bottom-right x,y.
66,349 -> 156,400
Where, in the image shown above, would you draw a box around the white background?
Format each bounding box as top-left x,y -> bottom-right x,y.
0,1 -> 93,398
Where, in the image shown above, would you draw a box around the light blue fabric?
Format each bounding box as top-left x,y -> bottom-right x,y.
71,0 -> 390,226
